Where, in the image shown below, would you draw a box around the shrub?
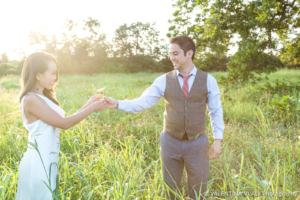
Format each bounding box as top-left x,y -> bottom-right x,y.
0,63 -> 16,76
258,78 -> 300,96
196,54 -> 229,72
103,62 -> 130,73
127,55 -> 162,73
158,57 -> 173,72
268,95 -> 300,127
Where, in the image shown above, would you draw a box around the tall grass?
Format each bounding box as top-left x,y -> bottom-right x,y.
0,70 -> 299,199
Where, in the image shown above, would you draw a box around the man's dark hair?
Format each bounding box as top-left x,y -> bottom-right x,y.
169,35 -> 196,60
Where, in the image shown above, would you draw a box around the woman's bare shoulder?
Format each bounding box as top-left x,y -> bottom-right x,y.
24,94 -> 47,108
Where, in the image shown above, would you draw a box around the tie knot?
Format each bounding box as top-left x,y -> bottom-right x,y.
179,74 -> 192,81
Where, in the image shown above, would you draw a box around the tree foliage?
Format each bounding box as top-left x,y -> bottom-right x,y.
280,34 -> 300,68
113,22 -> 168,60
168,0 -> 299,84
1,18 -> 173,76
0,53 -> 9,63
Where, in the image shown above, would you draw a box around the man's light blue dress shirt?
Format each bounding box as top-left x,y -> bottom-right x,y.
118,66 -> 225,140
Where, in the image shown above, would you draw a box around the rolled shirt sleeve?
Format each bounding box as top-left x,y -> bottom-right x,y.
207,74 -> 225,140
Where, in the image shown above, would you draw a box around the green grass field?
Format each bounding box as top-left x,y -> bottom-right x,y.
0,69 -> 300,199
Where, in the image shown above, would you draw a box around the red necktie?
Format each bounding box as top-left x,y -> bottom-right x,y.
179,74 -> 192,98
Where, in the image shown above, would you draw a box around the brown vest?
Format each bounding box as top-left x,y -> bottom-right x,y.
164,69 -> 208,140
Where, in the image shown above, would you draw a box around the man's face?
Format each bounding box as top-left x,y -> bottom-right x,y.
169,43 -> 189,71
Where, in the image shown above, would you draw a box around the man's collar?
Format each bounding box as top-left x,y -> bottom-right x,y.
176,65 -> 197,77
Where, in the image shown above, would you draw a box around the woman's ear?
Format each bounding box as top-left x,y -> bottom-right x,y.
36,73 -> 41,81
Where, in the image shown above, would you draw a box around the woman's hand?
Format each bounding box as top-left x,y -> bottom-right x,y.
76,94 -> 103,114
91,99 -> 106,112
87,94 -> 101,106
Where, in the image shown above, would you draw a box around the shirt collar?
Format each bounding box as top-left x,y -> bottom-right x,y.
176,65 -> 197,77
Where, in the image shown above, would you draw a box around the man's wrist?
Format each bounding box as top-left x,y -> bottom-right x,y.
215,139 -> 223,142
115,101 -> 119,109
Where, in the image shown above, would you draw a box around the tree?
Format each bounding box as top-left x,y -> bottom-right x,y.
0,63 -> 15,76
130,22 -> 148,55
144,22 -> 160,58
113,22 -> 167,59
57,18 -> 110,74
168,0 -> 299,84
28,27 -> 57,55
113,23 -> 133,57
0,53 -> 9,63
280,34 -> 300,68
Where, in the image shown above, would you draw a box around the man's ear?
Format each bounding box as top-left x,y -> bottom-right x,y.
187,50 -> 194,59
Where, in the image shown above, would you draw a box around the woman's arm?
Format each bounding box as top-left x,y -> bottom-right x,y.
24,94 -> 106,130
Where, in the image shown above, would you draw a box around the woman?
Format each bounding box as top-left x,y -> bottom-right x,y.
16,52 -> 106,199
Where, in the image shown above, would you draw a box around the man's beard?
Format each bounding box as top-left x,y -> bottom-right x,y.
175,63 -> 183,71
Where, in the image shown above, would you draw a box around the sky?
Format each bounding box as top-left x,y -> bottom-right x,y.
0,0 -> 175,60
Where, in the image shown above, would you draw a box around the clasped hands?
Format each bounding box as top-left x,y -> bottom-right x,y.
85,94 -> 118,112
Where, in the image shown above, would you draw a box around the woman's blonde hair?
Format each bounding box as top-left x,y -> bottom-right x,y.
19,52 -> 60,106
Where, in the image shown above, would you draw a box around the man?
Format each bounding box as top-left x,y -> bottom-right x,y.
104,35 -> 225,200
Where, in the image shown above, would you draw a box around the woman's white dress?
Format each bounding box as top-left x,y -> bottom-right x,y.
16,92 -> 65,200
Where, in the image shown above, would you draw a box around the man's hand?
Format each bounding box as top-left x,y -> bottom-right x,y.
209,140 -> 222,159
91,99 -> 107,112
103,96 -> 118,109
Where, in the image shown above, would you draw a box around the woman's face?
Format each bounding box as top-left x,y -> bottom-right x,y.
37,61 -> 57,90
